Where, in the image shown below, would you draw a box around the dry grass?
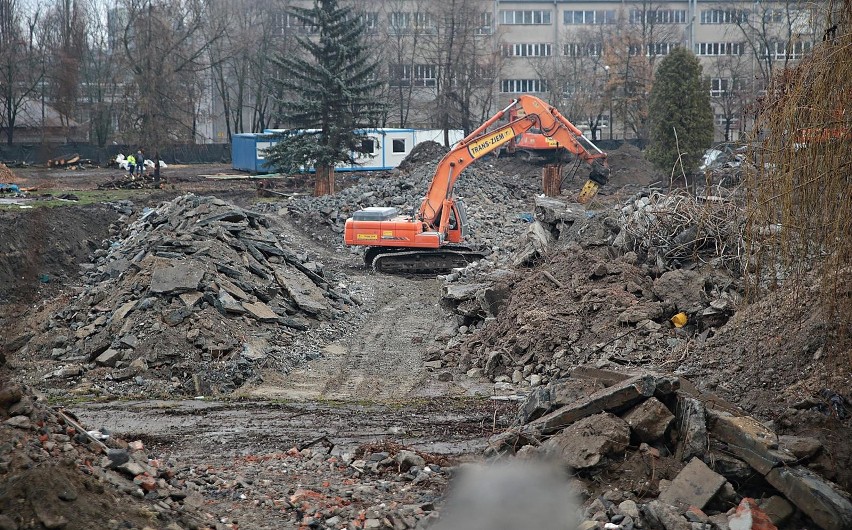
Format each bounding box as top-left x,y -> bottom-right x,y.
744,2 -> 852,330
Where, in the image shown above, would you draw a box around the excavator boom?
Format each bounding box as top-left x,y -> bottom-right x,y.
344,95 -> 610,274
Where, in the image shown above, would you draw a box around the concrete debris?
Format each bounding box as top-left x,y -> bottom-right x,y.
765,466 -> 852,530
0,382 -> 213,529
658,457 -> 727,510
30,194 -> 360,397
525,374 -> 656,435
540,412 -> 630,469
675,396 -> 709,462
706,409 -> 797,475
622,397 -> 674,442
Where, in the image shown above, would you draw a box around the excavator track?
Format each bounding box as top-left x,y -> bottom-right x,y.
364,246 -> 486,275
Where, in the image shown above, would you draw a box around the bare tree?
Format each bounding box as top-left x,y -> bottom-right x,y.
728,0 -> 819,88
420,0 -> 499,141
601,1 -> 680,139
119,0 -> 227,175
40,0 -> 87,136
0,0 -> 44,145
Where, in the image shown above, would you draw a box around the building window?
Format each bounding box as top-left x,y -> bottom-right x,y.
700,9 -> 749,24
392,139 -> 406,153
502,43 -> 552,57
359,11 -> 379,33
766,40 -> 813,60
564,10 -> 616,25
360,138 -> 376,154
389,63 -> 438,87
762,9 -> 785,23
709,78 -> 744,97
696,42 -> 745,56
629,9 -> 687,24
500,79 -> 549,93
715,114 -> 740,126
389,11 -> 436,34
564,42 -> 602,57
628,42 -> 679,56
476,12 -> 493,35
499,10 -> 552,25
278,13 -> 318,35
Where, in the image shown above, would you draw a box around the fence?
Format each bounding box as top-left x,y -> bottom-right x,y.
0,143 -> 231,166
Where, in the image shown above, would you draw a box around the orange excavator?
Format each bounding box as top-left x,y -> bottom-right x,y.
343,94 -> 610,273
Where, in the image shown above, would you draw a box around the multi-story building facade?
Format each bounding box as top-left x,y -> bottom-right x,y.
98,0 -> 827,145
255,0 -> 815,143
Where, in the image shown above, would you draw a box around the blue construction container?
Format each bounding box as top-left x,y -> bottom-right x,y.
232,128 -> 463,174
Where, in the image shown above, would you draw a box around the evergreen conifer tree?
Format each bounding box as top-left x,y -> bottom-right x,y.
647,48 -> 714,176
266,0 -> 384,195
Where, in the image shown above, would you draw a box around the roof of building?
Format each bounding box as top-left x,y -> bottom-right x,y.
13,99 -> 81,129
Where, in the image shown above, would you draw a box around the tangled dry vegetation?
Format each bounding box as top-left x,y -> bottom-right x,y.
745,3 -> 852,329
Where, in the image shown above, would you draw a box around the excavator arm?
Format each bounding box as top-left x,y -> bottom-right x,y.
417,95 -> 610,230
344,94 -> 611,274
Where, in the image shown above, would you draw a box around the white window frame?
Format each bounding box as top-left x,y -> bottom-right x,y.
564,10 -> 616,25
499,10 -> 553,25
503,42 -> 553,57
500,79 -> 549,93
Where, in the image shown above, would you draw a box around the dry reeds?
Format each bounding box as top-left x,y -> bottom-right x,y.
744,2 -> 852,328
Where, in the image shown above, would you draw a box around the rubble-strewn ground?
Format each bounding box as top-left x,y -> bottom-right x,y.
2,148 -> 850,530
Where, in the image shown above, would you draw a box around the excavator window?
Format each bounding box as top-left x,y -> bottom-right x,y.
448,209 -> 458,230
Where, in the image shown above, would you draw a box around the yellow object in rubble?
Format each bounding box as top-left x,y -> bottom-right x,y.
670,312 -> 687,328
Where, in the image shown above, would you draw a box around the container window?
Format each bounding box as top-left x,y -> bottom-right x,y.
393,139 -> 406,153
361,138 -> 376,154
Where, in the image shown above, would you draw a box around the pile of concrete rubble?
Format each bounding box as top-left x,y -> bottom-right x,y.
285,147 -> 539,261
488,366 -> 852,530
24,194 -> 360,397
439,195 -> 740,389
0,378 -> 220,529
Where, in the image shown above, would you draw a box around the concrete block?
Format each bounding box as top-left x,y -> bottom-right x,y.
765,466 -> 852,530
623,397 -> 674,442
658,457 -> 727,510
526,375 -> 656,435
706,410 -> 796,475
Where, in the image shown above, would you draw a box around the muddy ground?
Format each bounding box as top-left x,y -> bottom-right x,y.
1,154 -> 850,530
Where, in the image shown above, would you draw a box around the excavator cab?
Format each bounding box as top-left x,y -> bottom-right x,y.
444,200 -> 469,244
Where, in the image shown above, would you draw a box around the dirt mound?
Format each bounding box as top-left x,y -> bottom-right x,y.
397,140 -> 448,173
16,194 -> 363,398
0,372 -> 219,529
606,143 -> 664,187
0,162 -> 16,182
0,205 -> 119,305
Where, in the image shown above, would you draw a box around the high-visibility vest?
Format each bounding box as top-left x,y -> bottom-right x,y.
128,155 -> 136,165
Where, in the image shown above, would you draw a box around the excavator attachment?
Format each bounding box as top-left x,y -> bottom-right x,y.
578,179 -> 600,204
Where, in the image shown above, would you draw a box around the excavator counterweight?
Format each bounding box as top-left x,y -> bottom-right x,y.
344,95 -> 610,274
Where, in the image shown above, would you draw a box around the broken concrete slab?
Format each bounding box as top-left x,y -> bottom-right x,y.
442,283 -> 487,302
217,276 -> 251,301
512,221 -> 550,267
525,374 -> 656,435
643,500 -> 692,530
765,466 -> 852,530
274,266 -> 329,316
756,496 -> 794,527
622,397 -> 674,442
706,409 -> 796,475
675,396 -> 708,462
242,301 -> 279,323
658,457 -> 727,510
217,290 -> 245,314
149,261 -> 205,294
539,412 -> 630,469
534,196 -> 587,226
179,291 -> 203,308
778,435 -> 822,460
95,348 -> 122,368
112,300 -> 137,321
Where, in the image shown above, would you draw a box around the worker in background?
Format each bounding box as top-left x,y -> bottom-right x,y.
126,153 -> 136,177
136,148 -> 145,176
